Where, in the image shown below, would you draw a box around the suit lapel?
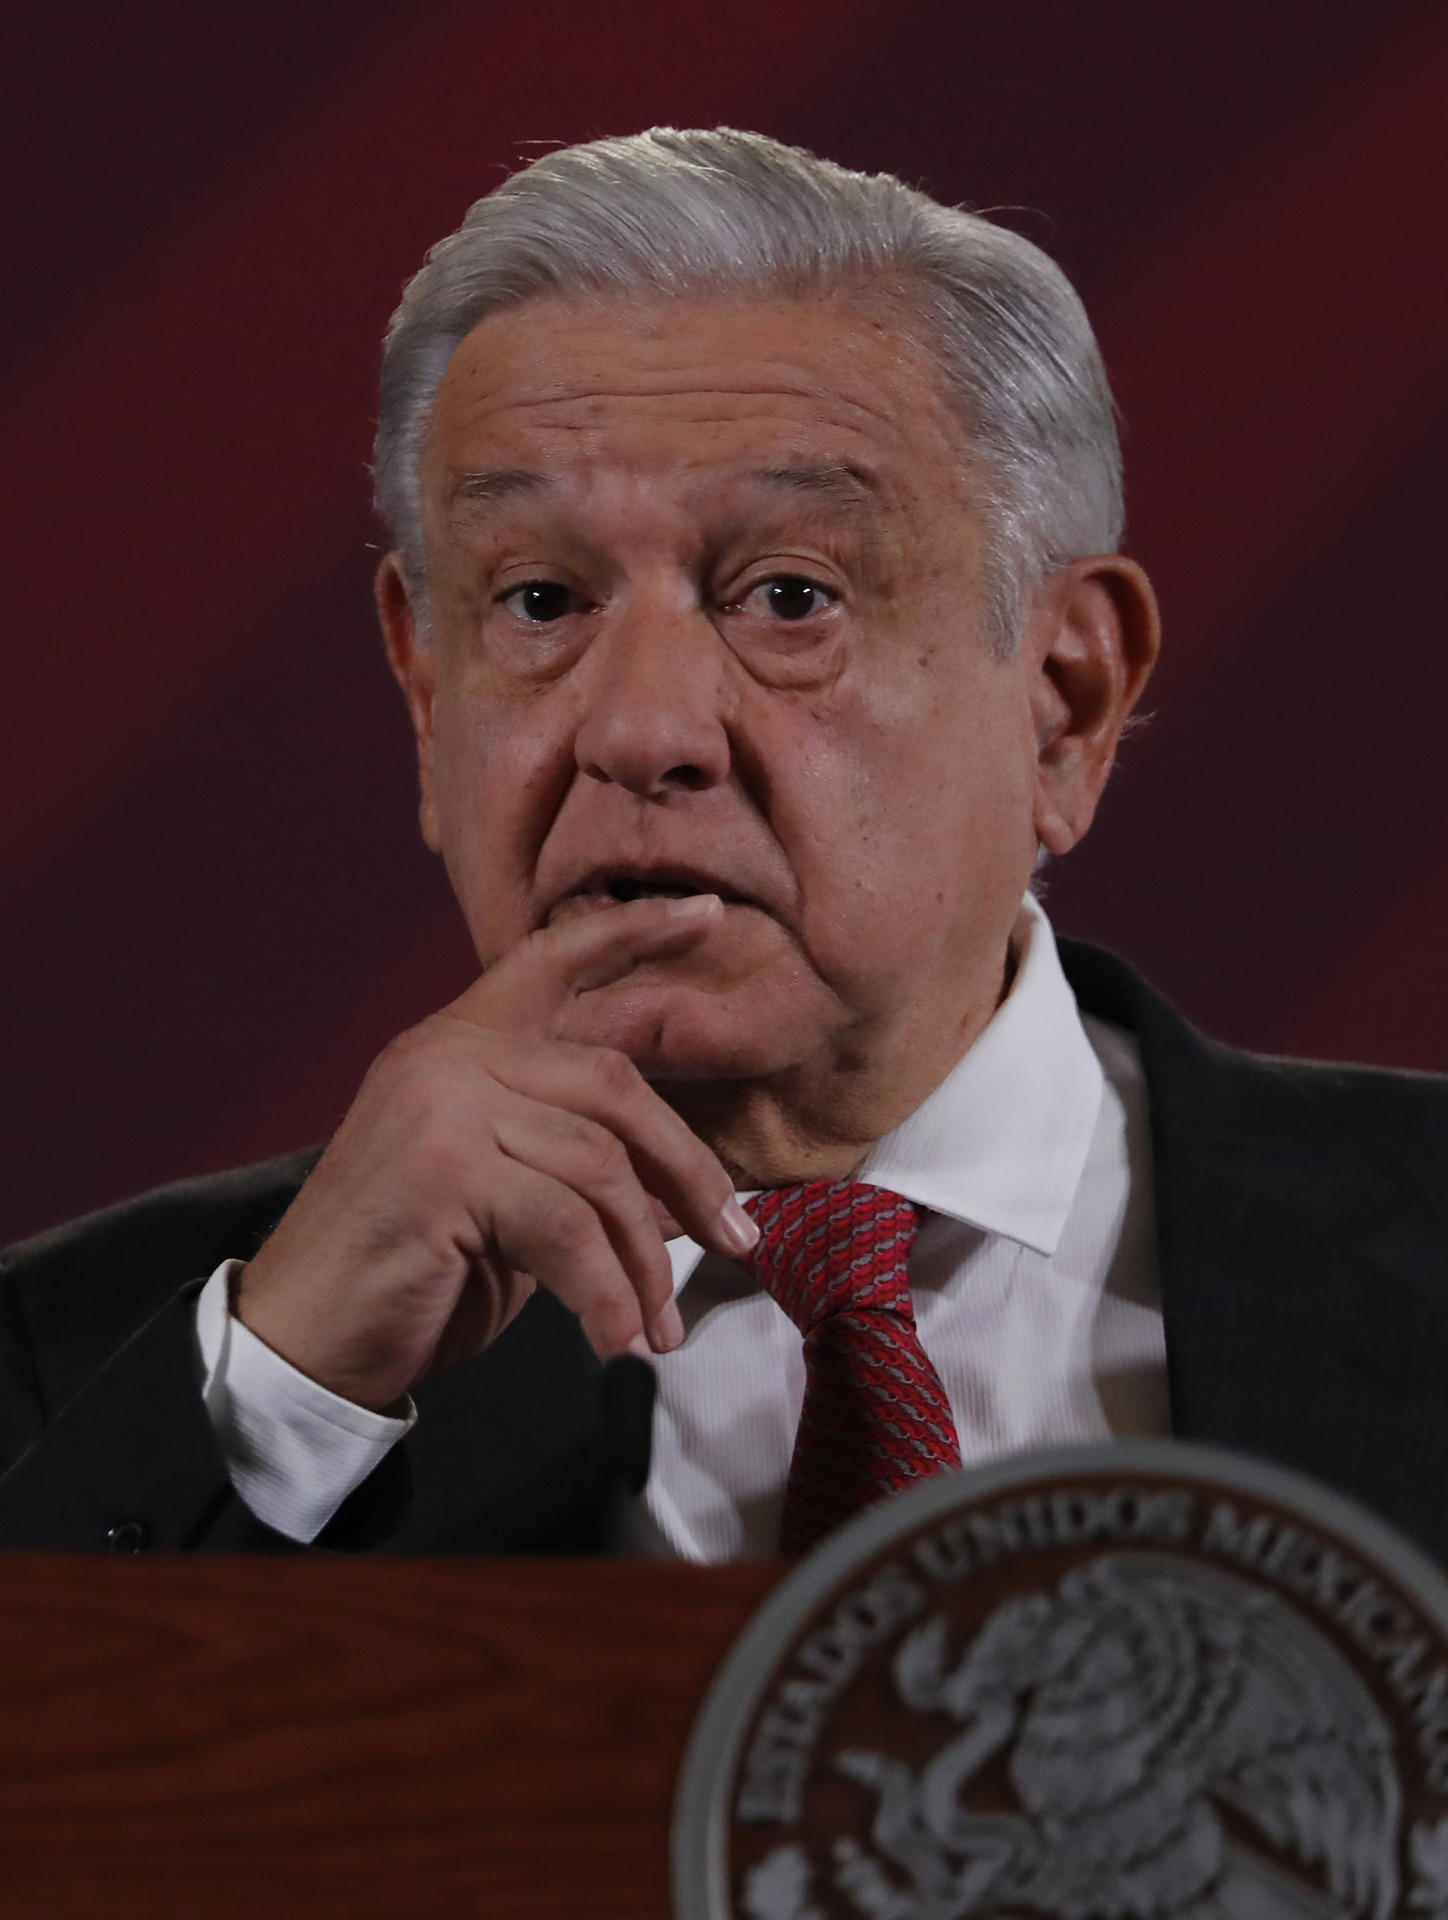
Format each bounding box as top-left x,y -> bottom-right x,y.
1058,939 -> 1448,1560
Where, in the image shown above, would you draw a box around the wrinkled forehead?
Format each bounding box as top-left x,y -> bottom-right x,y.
420,291 -> 976,521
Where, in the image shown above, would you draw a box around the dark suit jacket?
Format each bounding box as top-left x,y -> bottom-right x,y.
2,941 -> 1446,1558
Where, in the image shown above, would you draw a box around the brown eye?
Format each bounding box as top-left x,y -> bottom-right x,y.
503,581 -> 575,623
759,576 -> 832,621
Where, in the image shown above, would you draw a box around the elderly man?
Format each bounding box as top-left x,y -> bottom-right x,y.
2,129 -> 1445,1559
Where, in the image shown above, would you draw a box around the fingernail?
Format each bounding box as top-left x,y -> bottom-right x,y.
720,1197 -> 760,1255
664,892 -> 721,920
650,1298 -> 685,1353
627,1333 -> 655,1362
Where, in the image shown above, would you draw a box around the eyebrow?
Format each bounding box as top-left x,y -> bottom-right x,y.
445,460 -> 883,521
740,463 -> 882,511
450,468 -> 554,512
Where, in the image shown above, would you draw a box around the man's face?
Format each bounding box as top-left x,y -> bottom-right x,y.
391,292 -> 1050,1107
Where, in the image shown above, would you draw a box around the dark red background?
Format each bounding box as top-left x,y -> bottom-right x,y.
5,1 -> 1446,1246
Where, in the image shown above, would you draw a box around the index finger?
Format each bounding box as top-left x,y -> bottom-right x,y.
450,893 -> 724,1038
480,1037 -> 759,1264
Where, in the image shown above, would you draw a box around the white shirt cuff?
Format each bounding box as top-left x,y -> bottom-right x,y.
194,1260 -> 415,1544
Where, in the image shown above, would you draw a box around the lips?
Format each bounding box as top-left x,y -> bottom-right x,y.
552,864 -> 761,920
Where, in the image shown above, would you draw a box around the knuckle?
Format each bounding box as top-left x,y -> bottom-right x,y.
512,926 -> 552,968
411,1125 -> 472,1193
575,1124 -> 631,1186
632,1254 -> 672,1310
586,1284 -> 644,1351
379,1018 -> 447,1071
368,1026 -> 432,1093
355,1021 -> 506,1195
590,1047 -> 643,1102
547,1188 -> 603,1255
369,1021 -> 462,1112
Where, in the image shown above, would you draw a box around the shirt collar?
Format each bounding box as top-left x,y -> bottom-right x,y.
667,894 -> 1103,1291
854,893 -> 1102,1254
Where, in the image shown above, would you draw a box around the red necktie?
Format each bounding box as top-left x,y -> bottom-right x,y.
745,1180 -> 962,1556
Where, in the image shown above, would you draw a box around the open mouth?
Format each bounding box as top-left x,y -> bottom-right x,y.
558,866 -> 757,914
604,877 -> 723,903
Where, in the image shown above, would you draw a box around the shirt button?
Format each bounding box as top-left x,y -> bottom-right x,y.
106,1519 -> 150,1554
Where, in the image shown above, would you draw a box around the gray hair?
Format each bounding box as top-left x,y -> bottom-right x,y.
374,127 -> 1123,654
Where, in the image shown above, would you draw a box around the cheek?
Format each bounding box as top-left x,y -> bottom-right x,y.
427,675 -> 574,953
788,681 -> 1036,961
427,684 -> 503,864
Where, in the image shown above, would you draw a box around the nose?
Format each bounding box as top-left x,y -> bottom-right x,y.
573,596 -> 731,797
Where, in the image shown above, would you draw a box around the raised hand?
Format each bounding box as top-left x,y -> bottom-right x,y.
236,894 -> 757,1411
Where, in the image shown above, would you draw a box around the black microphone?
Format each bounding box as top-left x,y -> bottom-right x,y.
599,1353 -> 659,1554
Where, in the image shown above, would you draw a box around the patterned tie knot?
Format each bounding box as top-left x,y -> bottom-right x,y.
745,1180 -> 920,1333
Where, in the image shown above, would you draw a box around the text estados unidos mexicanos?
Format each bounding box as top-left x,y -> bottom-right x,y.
734,1482 -> 1448,1823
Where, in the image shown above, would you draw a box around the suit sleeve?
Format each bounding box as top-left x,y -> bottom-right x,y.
0,1151 -> 640,1556
0,1277 -> 298,1552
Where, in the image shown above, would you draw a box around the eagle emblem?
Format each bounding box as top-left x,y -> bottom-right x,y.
824,1554 -> 1401,1919
681,1448 -> 1448,1920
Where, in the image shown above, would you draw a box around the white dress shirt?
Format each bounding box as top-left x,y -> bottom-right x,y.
195,1272 -> 414,1542
194,896 -> 1169,1552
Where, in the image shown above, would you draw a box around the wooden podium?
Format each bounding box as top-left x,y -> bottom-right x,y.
0,1556 -> 781,1917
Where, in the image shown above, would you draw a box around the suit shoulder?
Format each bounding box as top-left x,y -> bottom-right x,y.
0,1146 -> 323,1307
1060,935 -> 1448,1168
0,1146 -> 323,1418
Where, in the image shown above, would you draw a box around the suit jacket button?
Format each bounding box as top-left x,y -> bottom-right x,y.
106,1519 -> 150,1554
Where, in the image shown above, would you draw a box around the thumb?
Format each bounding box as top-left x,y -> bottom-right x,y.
447,892 -> 723,1037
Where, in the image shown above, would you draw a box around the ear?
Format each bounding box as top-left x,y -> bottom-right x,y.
1026,555 -> 1161,856
376,553 -> 442,851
